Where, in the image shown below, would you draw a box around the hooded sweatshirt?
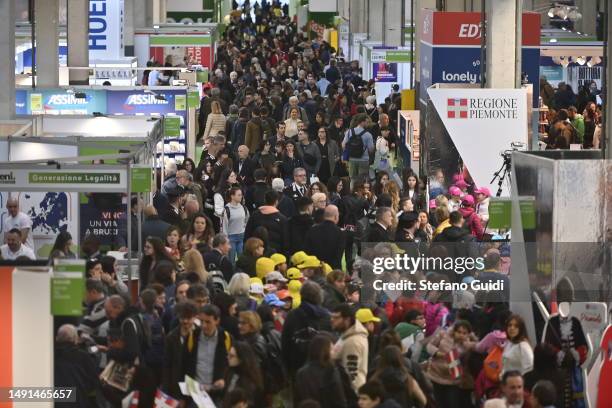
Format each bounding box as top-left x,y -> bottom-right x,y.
333,320 -> 369,391
244,205 -> 288,254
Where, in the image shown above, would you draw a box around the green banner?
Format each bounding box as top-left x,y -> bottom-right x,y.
175,95 -> 187,111
51,260 -> 85,317
164,116 -> 181,138
488,198 -> 536,230
188,91 -> 200,108
131,166 -> 152,193
150,35 -> 211,46
29,172 -> 121,184
196,70 -> 209,83
386,50 -> 413,63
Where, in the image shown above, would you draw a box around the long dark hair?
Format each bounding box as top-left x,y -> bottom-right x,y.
230,341 -> 264,390
188,213 -> 215,243
506,314 -> 529,343
307,334 -> 333,367
50,231 -> 72,256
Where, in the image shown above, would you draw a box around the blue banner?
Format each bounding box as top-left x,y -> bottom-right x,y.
373,62 -> 398,83
15,90 -> 28,115
106,90 -> 187,119
29,89 -> 107,115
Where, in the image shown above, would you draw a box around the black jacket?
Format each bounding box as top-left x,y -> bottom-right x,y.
162,206 -> 182,228
278,193 -> 296,218
281,302 -> 331,374
203,249 -> 234,282
322,283 -> 346,311
366,222 -> 391,243
54,344 -> 98,408
142,215 -> 171,244
287,213 -> 314,255
233,157 -> 257,186
295,362 -> 348,408
245,207 -> 289,254
245,181 -> 270,212
107,309 -> 146,364
235,252 -> 258,277
304,220 -> 345,270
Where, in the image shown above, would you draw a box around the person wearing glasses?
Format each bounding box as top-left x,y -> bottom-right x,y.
283,167 -> 308,207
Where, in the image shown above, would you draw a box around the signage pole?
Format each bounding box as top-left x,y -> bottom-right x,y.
126,160 -> 133,302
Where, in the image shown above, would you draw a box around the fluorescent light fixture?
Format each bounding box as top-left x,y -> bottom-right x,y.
576,56 -> 587,65
549,38 -> 558,43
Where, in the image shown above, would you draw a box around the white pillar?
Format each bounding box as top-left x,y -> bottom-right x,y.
349,0 -> 368,34
35,0 -> 60,87
486,0 -> 520,88
0,0 -> 15,120
384,0 -> 403,46
368,0 -> 384,41
67,0 -> 89,85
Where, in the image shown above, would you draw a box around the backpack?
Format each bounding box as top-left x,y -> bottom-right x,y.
292,325 -> 320,356
122,313 -> 152,359
347,128 -> 366,159
483,344 -> 504,383
224,204 -> 248,222
209,269 -> 228,295
141,312 -> 165,366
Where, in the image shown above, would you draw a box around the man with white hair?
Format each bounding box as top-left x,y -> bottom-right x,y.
55,324 -> 98,407
2,197 -> 34,250
176,169 -> 204,210
161,161 -> 179,197
272,178 -> 295,218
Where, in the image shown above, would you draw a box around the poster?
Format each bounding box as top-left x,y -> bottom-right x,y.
373,62 -> 398,83
80,195 -> 127,249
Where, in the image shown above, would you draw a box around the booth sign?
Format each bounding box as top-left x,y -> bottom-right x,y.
0,168 -> 128,193
51,260 -> 85,317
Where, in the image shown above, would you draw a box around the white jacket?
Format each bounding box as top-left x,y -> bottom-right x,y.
476,197 -> 490,223
502,340 -> 533,375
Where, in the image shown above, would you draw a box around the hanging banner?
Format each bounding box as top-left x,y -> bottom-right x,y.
106,89 -> 188,119
427,87 -> 528,196
0,167 -> 128,193
51,259 -> 85,316
373,62 -> 398,83
80,196 -> 127,249
131,166 -> 153,193
89,0 -> 125,60
28,89 -> 107,115
419,10 -> 540,107
164,117 -> 182,138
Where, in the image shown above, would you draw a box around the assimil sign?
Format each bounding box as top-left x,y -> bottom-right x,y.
428,87 -> 528,196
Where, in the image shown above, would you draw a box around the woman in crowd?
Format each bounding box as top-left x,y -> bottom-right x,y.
182,158 -> 196,176
417,211 -> 434,243
225,341 -> 265,408
139,236 -> 175,291
100,255 -> 129,296
327,176 -> 345,206
281,140 -> 303,183
204,100 -> 228,139
294,334 -> 348,408
404,173 -> 425,212
284,107 -> 301,138
49,231 -> 77,261
228,272 -> 257,312
181,248 -> 208,283
236,237 -> 264,277
502,314 -> 534,375
182,213 -> 215,254
165,226 -> 183,262
238,311 -> 267,366
222,187 -> 249,264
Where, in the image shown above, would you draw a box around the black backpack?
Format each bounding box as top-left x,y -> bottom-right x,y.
292,325 -> 320,356
347,128 -> 366,158
262,330 -> 287,393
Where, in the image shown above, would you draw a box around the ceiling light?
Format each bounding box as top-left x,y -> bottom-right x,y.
549,38 -> 558,43
576,56 -> 587,65
548,8 -> 555,18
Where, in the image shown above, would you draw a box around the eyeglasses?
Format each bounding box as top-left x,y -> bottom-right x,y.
297,174 -> 306,178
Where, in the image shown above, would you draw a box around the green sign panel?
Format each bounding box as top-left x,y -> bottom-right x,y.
51,260 -> 85,317
175,95 -> 187,111
164,116 -> 181,138
131,167 -> 152,193
196,70 -> 209,83
29,172 -> 121,184
488,198 -> 536,230
150,35 -> 211,46
188,91 -> 200,108
386,50 -> 413,63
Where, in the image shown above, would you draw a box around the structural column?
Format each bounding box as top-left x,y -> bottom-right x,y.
348,0 -> 367,35
35,0 -> 60,87
383,0 -> 404,46
67,0 -> 89,85
574,0 -> 598,37
147,0 -> 167,26
368,0 -> 384,41
485,0 -> 521,88
605,0 -> 612,159
0,0 -> 15,120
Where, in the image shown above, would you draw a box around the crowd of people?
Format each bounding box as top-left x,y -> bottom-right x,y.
539,77 -> 603,149
0,2 -> 593,408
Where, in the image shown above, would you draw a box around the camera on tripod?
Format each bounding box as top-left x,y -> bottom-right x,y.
492,142 -> 526,197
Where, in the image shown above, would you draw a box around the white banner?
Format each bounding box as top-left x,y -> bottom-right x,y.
0,168 -> 128,193
427,87 -> 528,196
89,0 -> 125,60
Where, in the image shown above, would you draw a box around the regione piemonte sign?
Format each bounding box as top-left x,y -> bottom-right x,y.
427,87 -> 528,196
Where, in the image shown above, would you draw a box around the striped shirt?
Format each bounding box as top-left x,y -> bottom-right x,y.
78,297 -> 107,336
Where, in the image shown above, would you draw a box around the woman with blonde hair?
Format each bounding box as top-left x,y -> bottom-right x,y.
203,100 -> 227,139
238,311 -> 267,365
228,272 -> 256,311
181,248 -> 208,282
383,180 -> 401,212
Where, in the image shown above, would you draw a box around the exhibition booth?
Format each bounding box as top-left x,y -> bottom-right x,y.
0,115 -> 160,261
14,86 -> 198,168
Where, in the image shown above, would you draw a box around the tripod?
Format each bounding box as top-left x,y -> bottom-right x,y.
490,154 -> 512,197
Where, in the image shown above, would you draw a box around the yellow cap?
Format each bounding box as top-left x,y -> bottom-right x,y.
270,253 -> 287,266
297,256 -> 321,269
256,257 -> 276,280
290,251 -> 308,266
322,262 -> 333,275
249,277 -> 263,286
356,308 -> 381,324
286,267 -> 303,280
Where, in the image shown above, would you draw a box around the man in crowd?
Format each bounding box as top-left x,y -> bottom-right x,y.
0,228 -> 36,260
245,190 -> 288,255
3,197 -> 34,250
304,205 -> 345,270
366,207 -> 393,243
499,371 -> 531,408
284,167 -> 308,205
203,234 -> 235,282
342,113 -> 374,183
141,205 -> 171,245
234,145 -> 257,186
78,279 -> 107,341
331,304 -> 369,392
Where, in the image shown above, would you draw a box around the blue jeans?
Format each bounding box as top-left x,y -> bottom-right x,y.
228,233 -> 244,264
